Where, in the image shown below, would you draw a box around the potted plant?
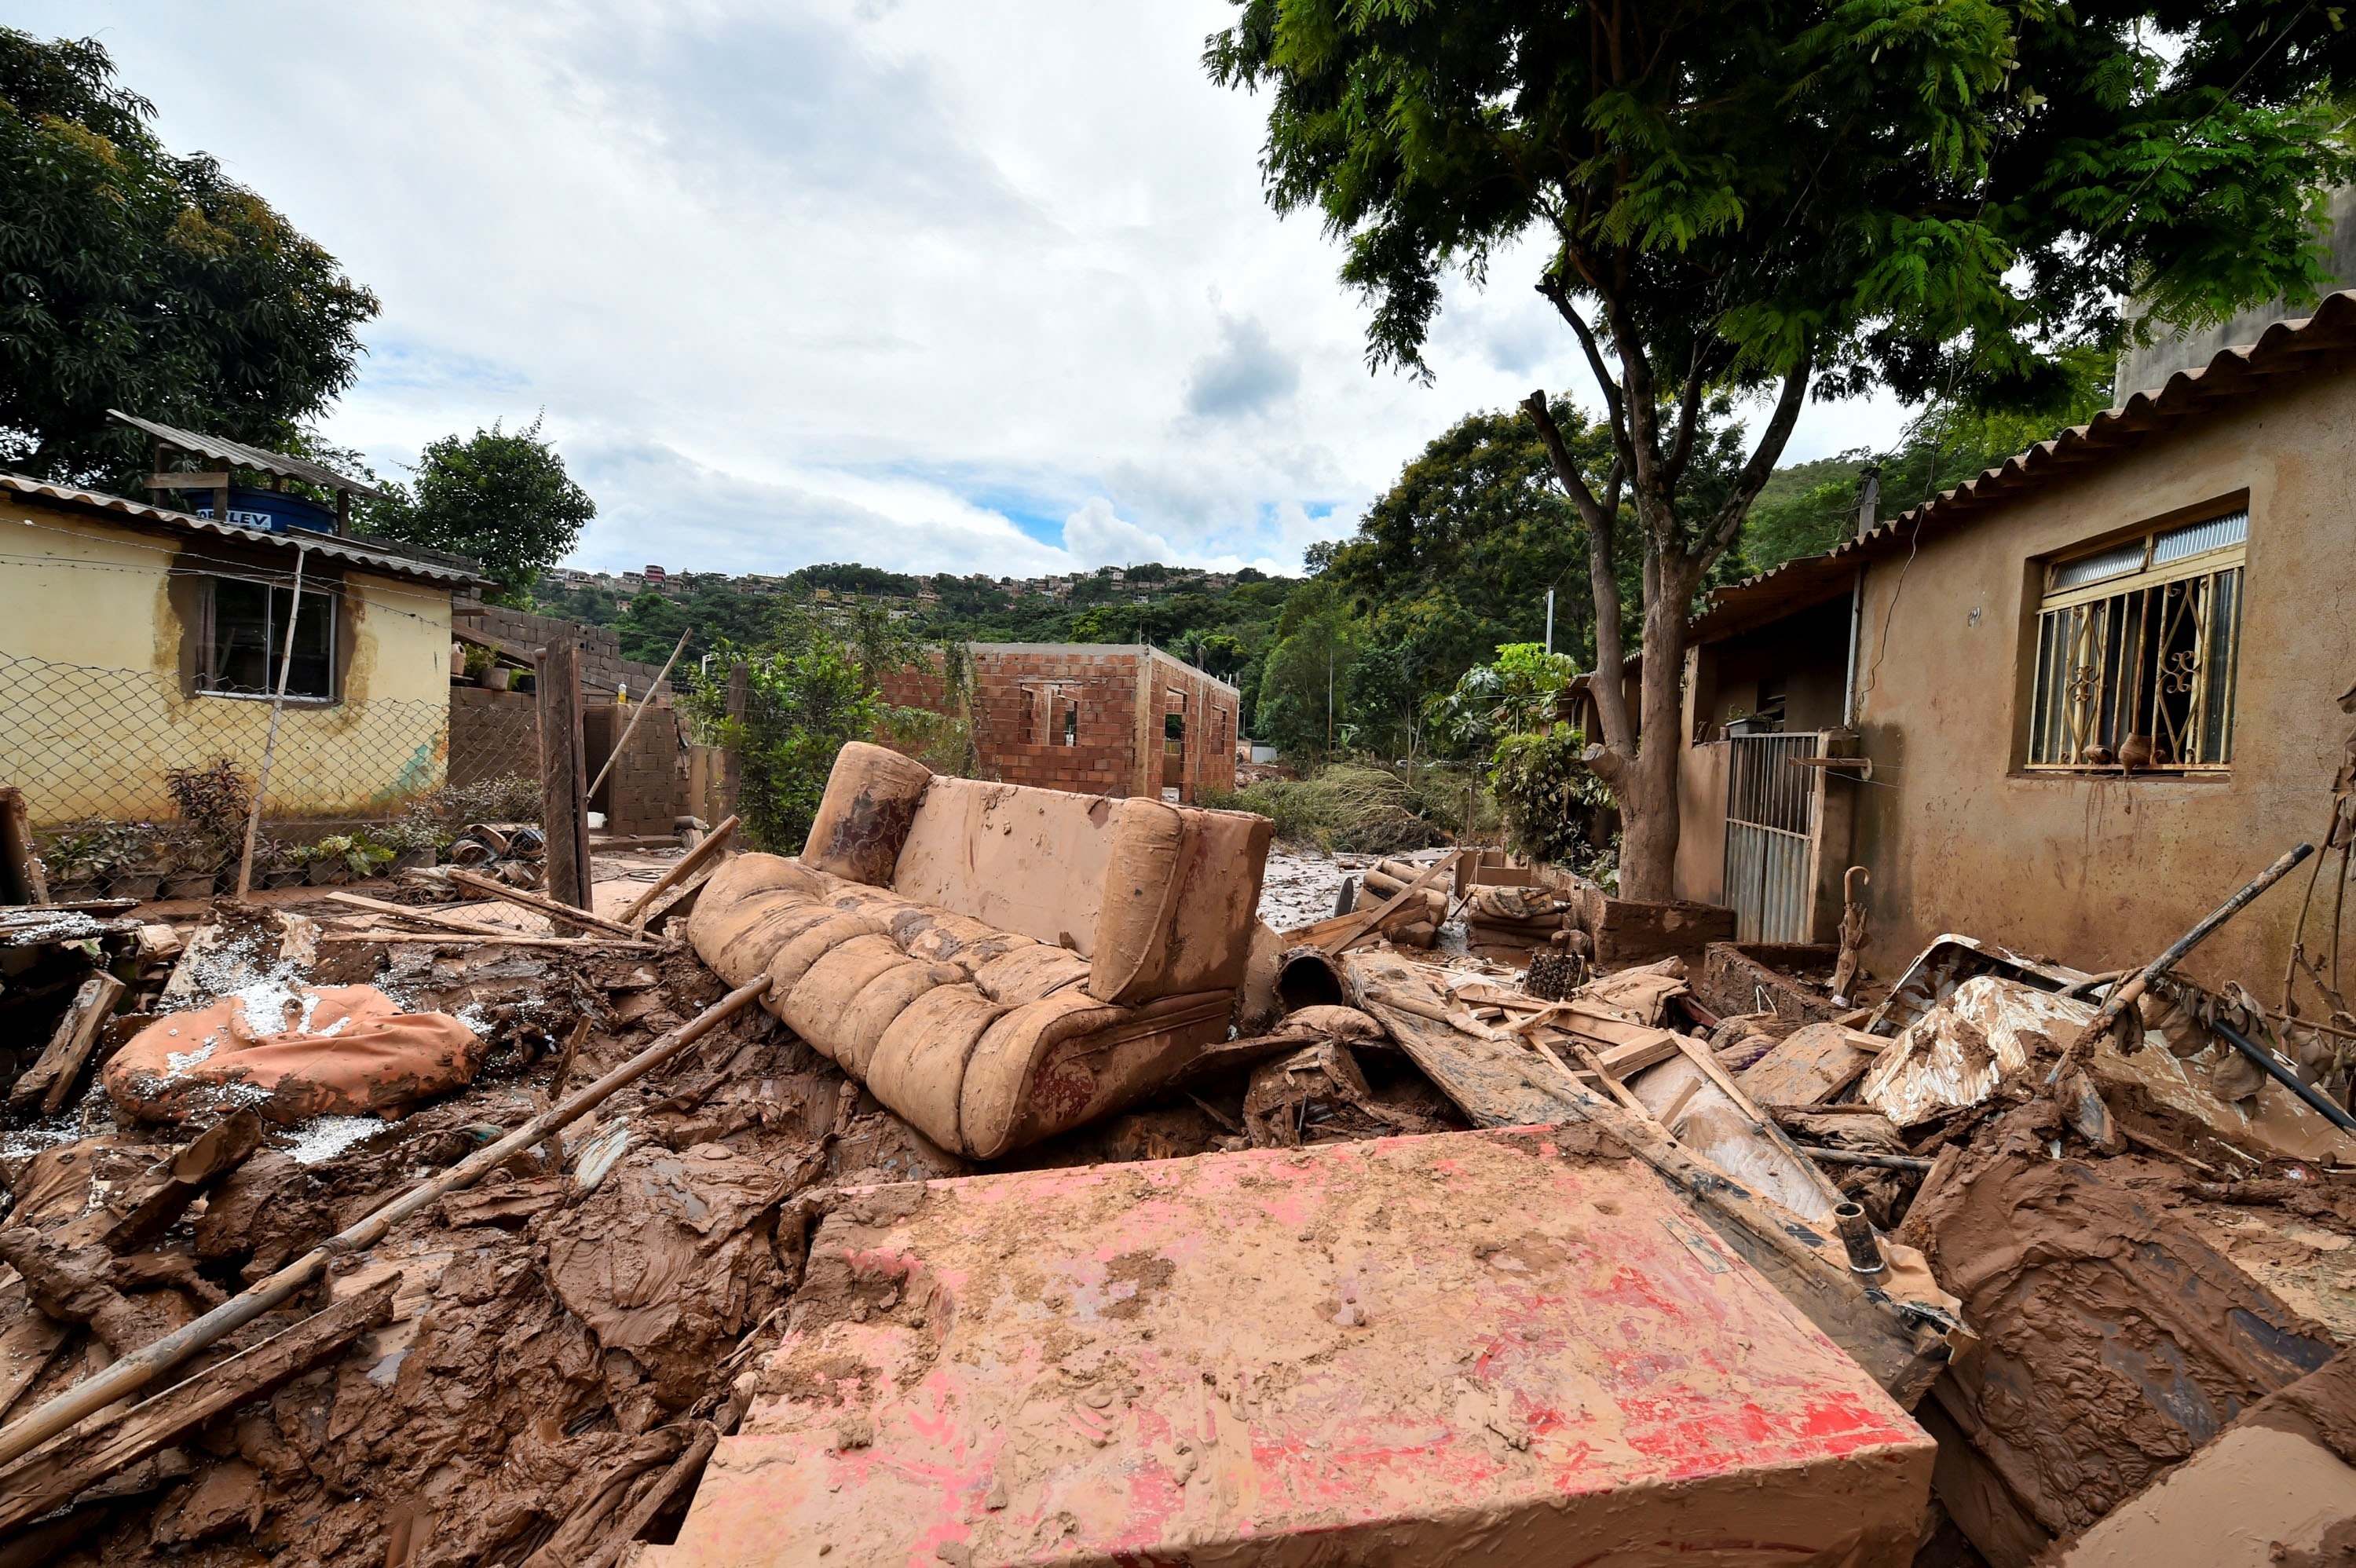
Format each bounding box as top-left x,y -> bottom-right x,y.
298,836 -> 352,885
463,643 -> 496,687
481,664 -> 514,693
379,810 -> 447,873
155,832 -> 218,901
344,830 -> 397,881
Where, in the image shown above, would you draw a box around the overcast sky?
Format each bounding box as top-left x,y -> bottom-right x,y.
30,1 -> 1912,579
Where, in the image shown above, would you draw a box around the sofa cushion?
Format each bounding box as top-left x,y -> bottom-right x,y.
891,777 -> 1121,953
802,741 -> 934,884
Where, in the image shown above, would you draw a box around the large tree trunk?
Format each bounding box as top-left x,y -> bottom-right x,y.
1614,559 -> 1696,902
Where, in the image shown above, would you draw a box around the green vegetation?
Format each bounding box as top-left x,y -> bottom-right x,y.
1206,0 -> 2351,898
363,416 -> 595,604
0,29 -> 378,487
1201,763 -> 1483,855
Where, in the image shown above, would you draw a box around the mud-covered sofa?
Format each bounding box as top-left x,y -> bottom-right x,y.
688,744 -> 1273,1160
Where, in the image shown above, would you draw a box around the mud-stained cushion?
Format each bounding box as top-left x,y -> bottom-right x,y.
779,934 -> 906,1057
866,985 -> 1004,1152
802,741 -> 934,885
891,778 -> 1121,955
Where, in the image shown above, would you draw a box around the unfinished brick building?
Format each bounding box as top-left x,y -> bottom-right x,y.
886,643 -> 1238,802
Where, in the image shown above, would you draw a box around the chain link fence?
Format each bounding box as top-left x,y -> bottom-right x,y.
3,649 -> 543,886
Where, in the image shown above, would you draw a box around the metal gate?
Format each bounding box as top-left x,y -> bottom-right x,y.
1724,733 -> 1818,943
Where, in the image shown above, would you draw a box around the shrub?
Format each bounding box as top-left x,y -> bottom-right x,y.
1204,762 -> 1484,853
684,630 -> 876,853
1487,725 -> 1614,867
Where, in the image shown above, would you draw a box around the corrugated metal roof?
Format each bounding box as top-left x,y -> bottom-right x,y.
106,409 -> 390,500
0,473 -> 489,588
1691,287 -> 2356,644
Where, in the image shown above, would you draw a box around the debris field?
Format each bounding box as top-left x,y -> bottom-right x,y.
0,755 -> 2351,1568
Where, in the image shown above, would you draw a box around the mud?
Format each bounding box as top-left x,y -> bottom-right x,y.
1901,1119 -> 2340,1537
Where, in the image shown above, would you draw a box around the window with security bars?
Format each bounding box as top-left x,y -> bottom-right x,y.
2027,510 -> 2245,770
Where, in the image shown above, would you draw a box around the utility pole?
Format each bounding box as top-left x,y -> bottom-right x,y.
1544,589 -> 1555,656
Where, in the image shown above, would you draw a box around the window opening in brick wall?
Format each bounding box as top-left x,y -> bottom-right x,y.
2027,509 -> 2245,770
197,578 -> 336,701
1062,700 -> 1077,747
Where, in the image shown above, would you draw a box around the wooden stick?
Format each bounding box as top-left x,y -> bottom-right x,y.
318,931 -> 661,952
583,1421 -> 720,1568
586,630 -> 692,805
617,813 -> 737,927
0,976 -> 771,1469
446,868 -> 650,941
10,971 -> 125,1116
539,636 -> 594,912
1793,1146 -> 1936,1173
234,542 -> 309,901
2063,842 -> 2315,1070
1318,850 -> 1462,957
0,1276 -> 397,1534
323,890 -> 518,935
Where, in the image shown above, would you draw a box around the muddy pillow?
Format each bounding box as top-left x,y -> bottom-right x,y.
106,984 -> 484,1125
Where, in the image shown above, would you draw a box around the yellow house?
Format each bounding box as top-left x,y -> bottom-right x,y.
0,474 -> 488,827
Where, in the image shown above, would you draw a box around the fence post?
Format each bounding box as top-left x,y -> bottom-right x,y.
234,544 -> 308,900
539,637 -> 592,910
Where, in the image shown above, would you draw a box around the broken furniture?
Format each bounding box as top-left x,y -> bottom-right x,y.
650,1127 -> 1937,1568
688,743 -> 1271,1160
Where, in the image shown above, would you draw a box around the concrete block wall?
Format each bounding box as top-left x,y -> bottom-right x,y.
448,685 -> 539,788
584,704 -> 690,835
477,607 -> 675,704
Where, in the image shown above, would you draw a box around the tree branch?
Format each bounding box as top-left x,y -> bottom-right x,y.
1701,336 -> 1815,568
1524,392 -> 1634,765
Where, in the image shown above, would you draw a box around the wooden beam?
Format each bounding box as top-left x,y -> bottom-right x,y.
446,868 -> 647,941
616,814 -> 737,927
321,890 -> 518,936
144,472 -> 230,492
1315,850 -> 1462,957
0,786 -> 47,906
538,638 -> 593,911
451,624 -> 537,663
0,1276 -> 397,1536
10,972 -> 126,1116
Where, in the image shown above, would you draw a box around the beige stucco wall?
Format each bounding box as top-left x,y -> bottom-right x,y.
1825,367 -> 2355,989
0,498 -> 453,824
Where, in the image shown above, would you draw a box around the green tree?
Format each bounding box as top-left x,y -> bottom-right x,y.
0,30 -> 378,486
683,610 -> 876,854
1210,0 -> 2350,898
367,416 -> 595,603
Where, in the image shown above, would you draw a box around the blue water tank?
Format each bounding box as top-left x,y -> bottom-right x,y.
188,484 -> 338,535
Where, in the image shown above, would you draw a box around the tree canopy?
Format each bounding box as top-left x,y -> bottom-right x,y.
0,30 -> 378,486
366,417 -> 596,603
1209,0 -> 2352,896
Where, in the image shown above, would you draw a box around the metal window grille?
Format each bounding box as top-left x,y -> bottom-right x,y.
2028,510 -> 2246,769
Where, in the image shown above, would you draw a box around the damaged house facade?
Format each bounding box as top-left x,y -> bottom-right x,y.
0,472 -> 487,828
1671,289 -> 2356,989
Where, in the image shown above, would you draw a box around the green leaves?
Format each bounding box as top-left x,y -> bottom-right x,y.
364,416 -> 594,603
0,28 -> 377,487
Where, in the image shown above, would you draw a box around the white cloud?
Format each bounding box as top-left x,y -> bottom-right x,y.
24,0 -> 1918,576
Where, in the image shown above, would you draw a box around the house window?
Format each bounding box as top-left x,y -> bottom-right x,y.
199,578 -> 336,700
2027,510 -> 2245,770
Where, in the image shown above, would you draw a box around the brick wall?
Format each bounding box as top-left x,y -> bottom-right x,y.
478,607 -> 675,704
448,685 -> 539,788
879,645 -> 1238,801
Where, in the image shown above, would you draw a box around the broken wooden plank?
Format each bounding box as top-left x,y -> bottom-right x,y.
322,890 -> 521,936
0,1275 -> 397,1537
1341,948 -> 1955,1403
319,930 -> 660,952
617,813 -> 737,927
11,972 -> 126,1116
0,786 -> 47,907
447,868 -> 649,942
538,636 -> 594,912
100,1113 -> 265,1255
0,1314 -> 68,1426
1317,851 -> 1462,956
1736,1022 -> 1885,1109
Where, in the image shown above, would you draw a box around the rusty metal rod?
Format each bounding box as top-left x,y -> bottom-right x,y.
0,975 -> 771,1469
2209,1016 -> 2356,1134
2065,842 -> 2315,1068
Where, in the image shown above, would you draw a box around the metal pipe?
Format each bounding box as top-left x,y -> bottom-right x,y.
0,975 -> 772,1468
1806,1148 -> 1937,1175
1832,1201 -> 1886,1274
2211,1016 -> 2356,1134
